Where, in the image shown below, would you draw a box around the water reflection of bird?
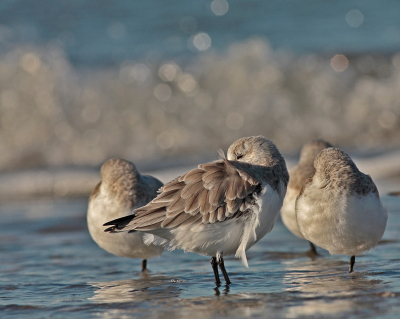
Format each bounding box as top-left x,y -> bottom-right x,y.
214,284 -> 230,296
87,159 -> 164,271
282,260 -> 383,316
281,139 -> 332,258
104,136 -> 289,285
88,277 -> 181,303
296,148 -> 387,272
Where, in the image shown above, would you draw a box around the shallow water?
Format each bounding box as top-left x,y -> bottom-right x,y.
1,189 -> 399,318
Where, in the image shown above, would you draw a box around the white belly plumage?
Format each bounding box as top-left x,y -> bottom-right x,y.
280,186 -> 304,239
296,187 -> 387,256
87,194 -> 163,260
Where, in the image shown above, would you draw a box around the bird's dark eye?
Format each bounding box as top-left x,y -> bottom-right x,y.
237,154 -> 243,160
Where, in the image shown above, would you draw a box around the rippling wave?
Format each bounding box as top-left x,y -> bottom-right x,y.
1,196 -> 399,318
1,41 -> 399,170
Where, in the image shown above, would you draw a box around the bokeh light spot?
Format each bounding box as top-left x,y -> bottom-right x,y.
211,0 -> 229,16
378,111 -> 396,129
158,63 -> 181,82
154,84 -> 172,102
108,22 -> 126,39
346,10 -> 364,28
157,132 -> 174,149
226,112 -> 244,130
192,33 -> 211,51
331,54 -> 348,72
20,53 -> 41,74
392,53 -> 400,69
119,63 -> 150,83
54,181 -> 70,197
178,74 -> 199,95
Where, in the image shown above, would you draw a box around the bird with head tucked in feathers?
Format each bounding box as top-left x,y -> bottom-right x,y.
281,139 -> 332,257
104,136 -> 289,285
87,158 -> 164,271
296,147 -> 387,273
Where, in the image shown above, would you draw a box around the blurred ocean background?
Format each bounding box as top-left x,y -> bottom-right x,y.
0,0 -> 400,175
1,1 -> 400,318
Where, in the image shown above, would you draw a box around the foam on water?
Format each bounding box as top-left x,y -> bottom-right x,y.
1,42 -> 400,172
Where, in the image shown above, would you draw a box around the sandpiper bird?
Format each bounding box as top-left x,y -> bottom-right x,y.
87,158 -> 164,271
104,136 -> 289,285
281,139 -> 332,257
296,148 -> 387,273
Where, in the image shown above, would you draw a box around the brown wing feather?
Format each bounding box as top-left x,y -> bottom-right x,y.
179,213 -> 203,226
217,206 -> 226,221
208,179 -> 229,206
199,188 -> 212,214
181,180 -> 204,199
162,212 -> 195,228
179,168 -> 204,181
226,198 -> 242,215
209,210 -> 218,223
154,189 -> 180,202
126,159 -> 261,231
167,195 -> 186,214
134,213 -> 166,229
185,193 -> 200,214
162,179 -> 186,192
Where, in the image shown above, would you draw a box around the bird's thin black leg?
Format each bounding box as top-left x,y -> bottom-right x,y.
349,255 -> 355,273
211,257 -> 221,285
142,259 -> 147,272
307,241 -> 320,259
217,256 -> 231,285
310,242 -> 318,255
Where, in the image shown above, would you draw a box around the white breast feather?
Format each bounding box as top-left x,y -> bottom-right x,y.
236,181 -> 286,267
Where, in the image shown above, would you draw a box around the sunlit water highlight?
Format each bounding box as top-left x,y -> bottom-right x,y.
1,191 -> 399,318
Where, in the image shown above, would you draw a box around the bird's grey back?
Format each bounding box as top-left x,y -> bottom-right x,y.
98,158 -> 163,209
299,139 -> 333,165
289,139 -> 333,191
313,148 -> 379,196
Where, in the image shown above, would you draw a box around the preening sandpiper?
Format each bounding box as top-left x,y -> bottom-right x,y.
104,136 -> 289,285
281,139 -> 332,258
87,158 -> 164,271
296,148 -> 387,272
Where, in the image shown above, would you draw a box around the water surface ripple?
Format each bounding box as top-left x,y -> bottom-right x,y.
0,195 -> 399,318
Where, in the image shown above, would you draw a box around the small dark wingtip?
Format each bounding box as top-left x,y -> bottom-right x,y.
103,220 -> 114,227
104,226 -> 117,233
103,214 -> 136,232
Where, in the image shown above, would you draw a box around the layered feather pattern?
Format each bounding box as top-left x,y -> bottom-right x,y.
124,158 -> 260,231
